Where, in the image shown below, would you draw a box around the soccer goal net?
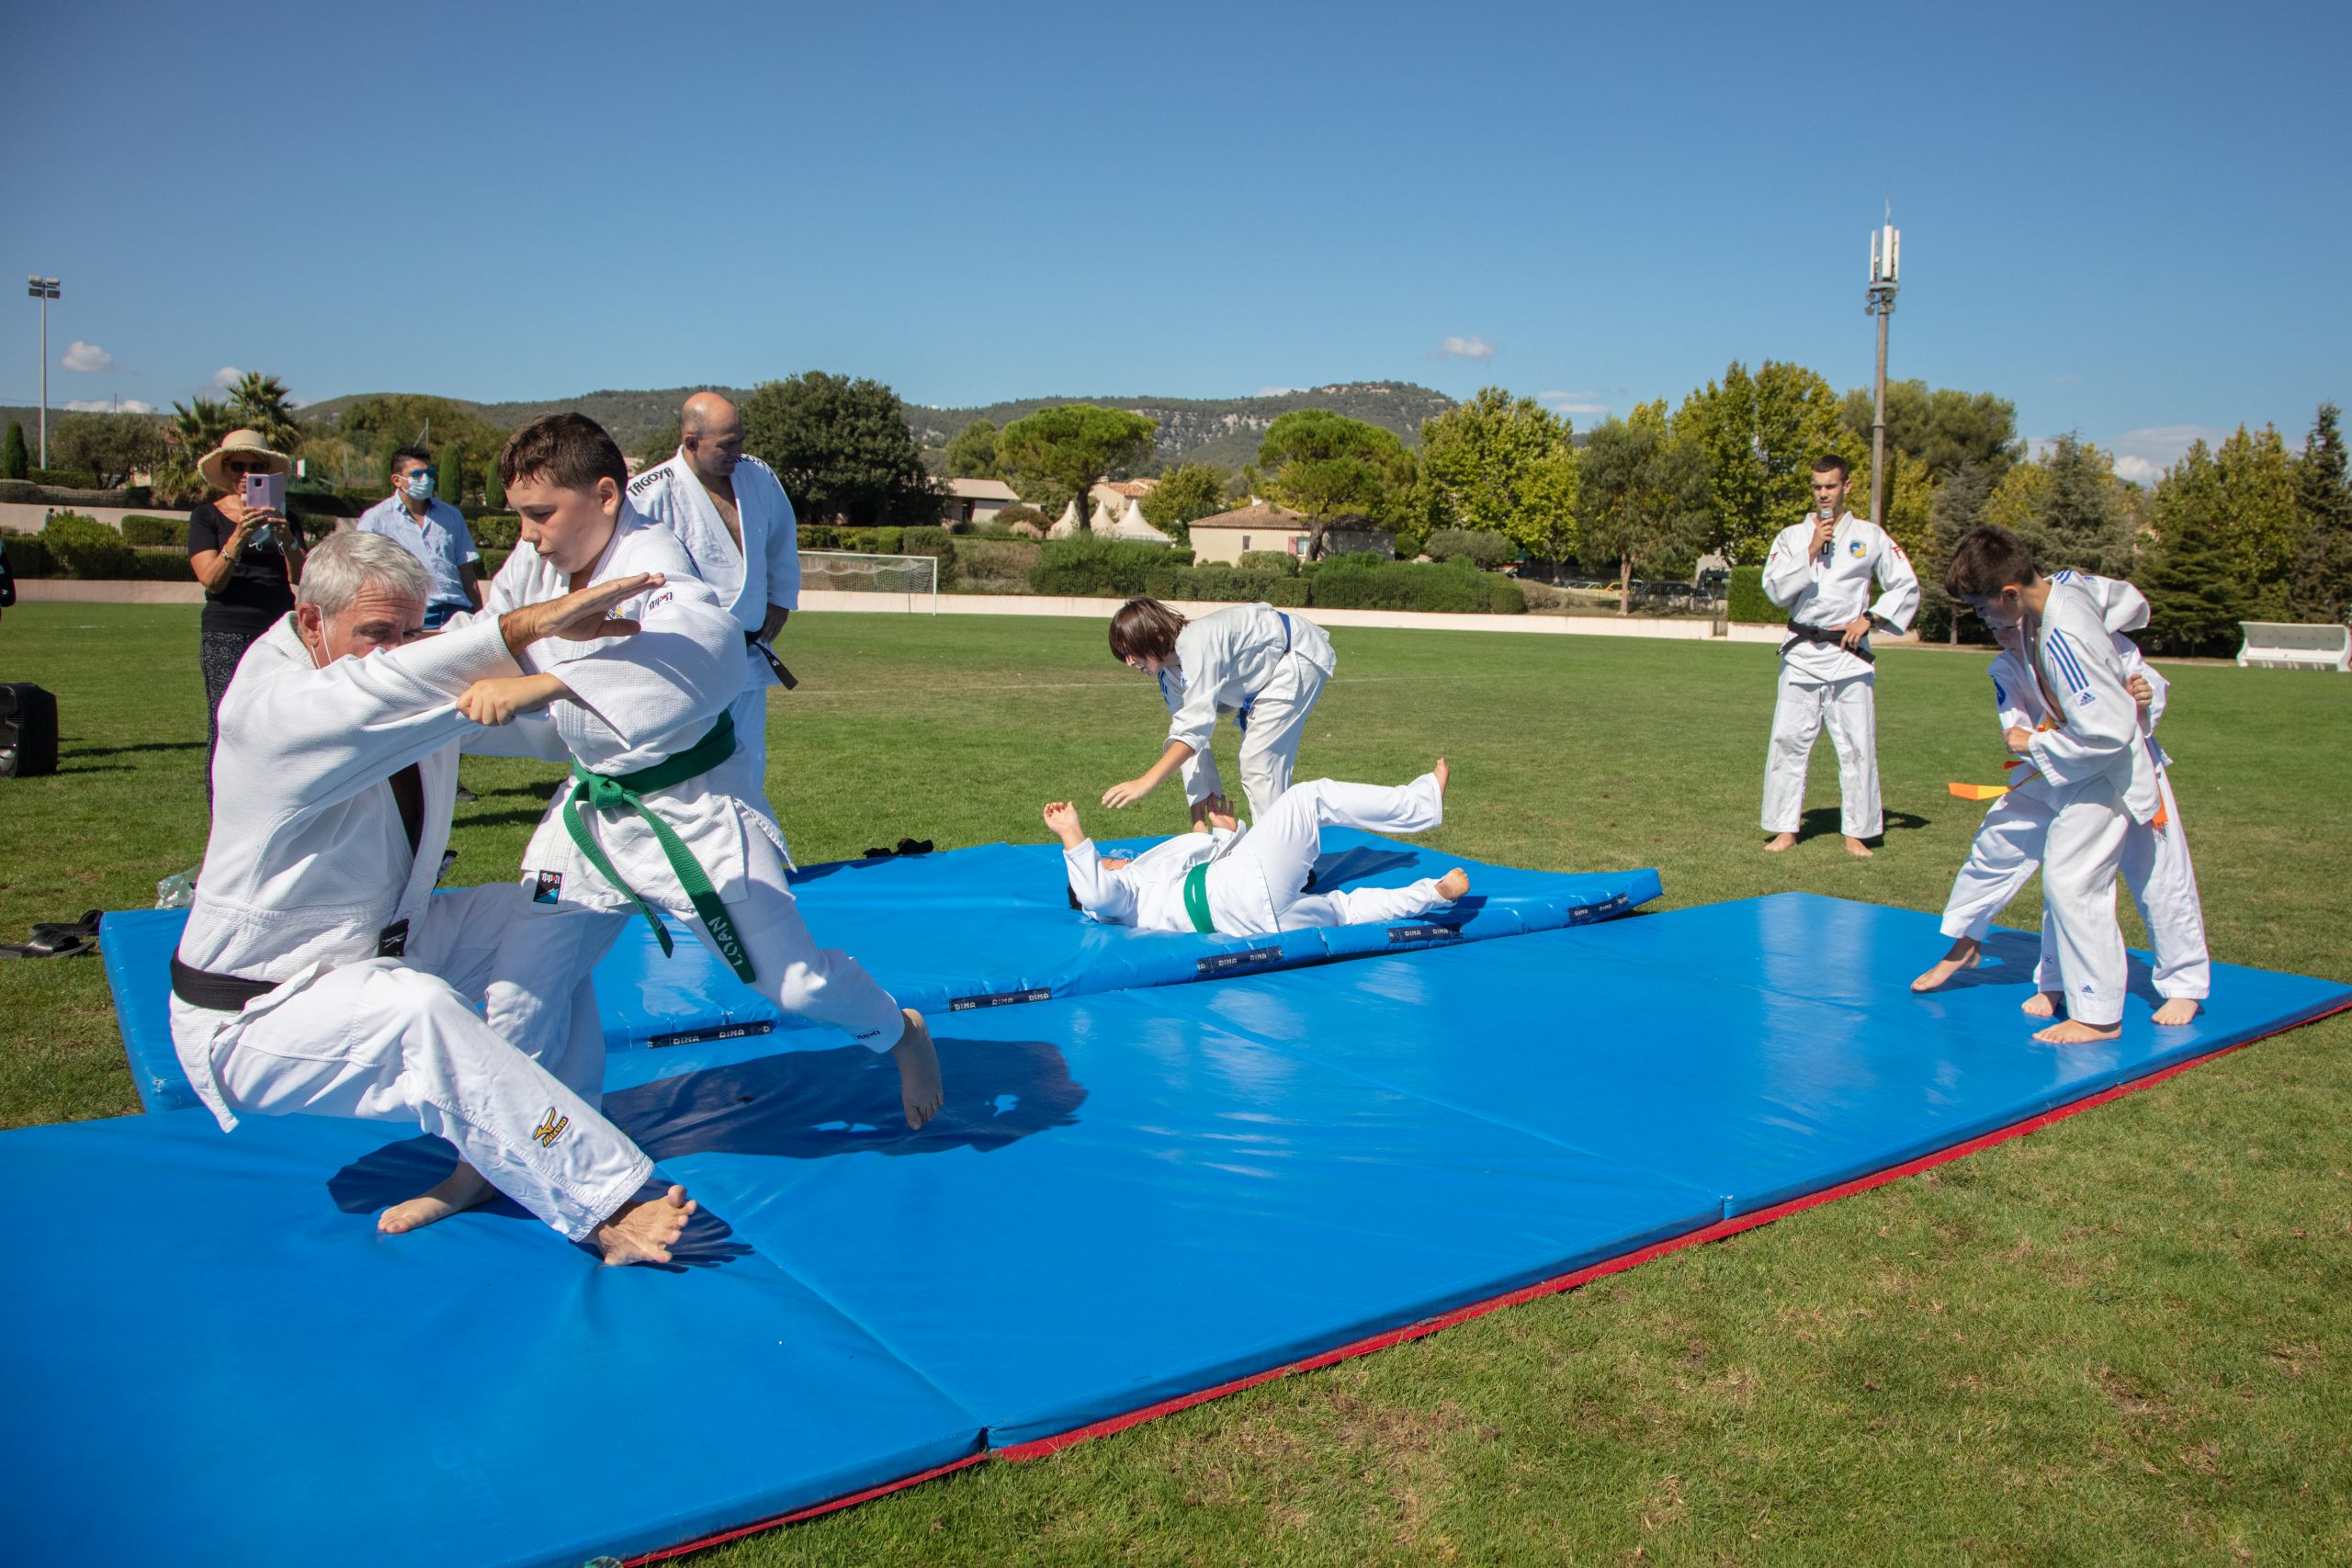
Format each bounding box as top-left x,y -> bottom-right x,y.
797,550 -> 939,615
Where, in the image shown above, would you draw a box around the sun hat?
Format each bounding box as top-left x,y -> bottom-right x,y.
198,429 -> 291,491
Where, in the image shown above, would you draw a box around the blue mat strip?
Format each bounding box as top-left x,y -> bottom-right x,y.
102,830 -> 1660,1113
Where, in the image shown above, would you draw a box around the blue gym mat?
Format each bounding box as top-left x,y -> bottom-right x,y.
12,895 -> 2342,1568
101,830 -> 1661,1112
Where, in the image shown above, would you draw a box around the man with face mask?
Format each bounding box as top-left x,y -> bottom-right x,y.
166,529 -> 697,1266
356,446 -> 484,629
626,393 -> 798,814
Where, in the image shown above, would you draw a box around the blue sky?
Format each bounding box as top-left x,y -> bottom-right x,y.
6,0 -> 2346,481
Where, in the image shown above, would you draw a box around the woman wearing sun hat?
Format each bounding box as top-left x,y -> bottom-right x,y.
187,429 -> 305,797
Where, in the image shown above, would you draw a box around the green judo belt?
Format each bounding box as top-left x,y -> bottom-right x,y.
561,710 -> 755,983
1182,861 -> 1217,935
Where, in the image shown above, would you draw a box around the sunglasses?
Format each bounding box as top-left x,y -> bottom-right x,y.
225,459 -> 265,475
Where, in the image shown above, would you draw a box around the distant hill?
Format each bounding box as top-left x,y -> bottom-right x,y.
907,382 -> 1456,471
291,379 -> 1457,474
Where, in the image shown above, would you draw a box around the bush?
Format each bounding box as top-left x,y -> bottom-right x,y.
841,525 -> 905,556
1305,556 -> 1524,614
1426,528 -> 1516,569
954,538 -> 1040,589
26,467 -> 101,490
479,547 -> 512,578
992,503 -> 1050,533
798,525 -> 843,551
1027,536 -> 1193,597
1236,550 -> 1299,576
1726,565 -> 1775,624
130,547 -> 194,581
1142,565 -> 1309,607
898,525 -> 957,587
119,513 -> 187,547
468,513 -> 521,550
2,534 -> 52,577
40,512 -> 136,578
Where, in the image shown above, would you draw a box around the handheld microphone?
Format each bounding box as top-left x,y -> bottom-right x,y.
1815,501 -> 1838,561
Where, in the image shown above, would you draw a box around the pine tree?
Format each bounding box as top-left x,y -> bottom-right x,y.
2290,402 -> 2351,624
2142,441 -> 2249,656
2,421 -> 28,480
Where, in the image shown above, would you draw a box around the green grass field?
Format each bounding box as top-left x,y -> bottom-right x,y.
2,604 -> 2347,1564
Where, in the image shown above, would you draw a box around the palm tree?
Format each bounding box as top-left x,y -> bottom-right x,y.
225,371 -> 302,453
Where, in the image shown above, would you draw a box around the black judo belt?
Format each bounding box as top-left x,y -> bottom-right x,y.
748,633 -> 798,690
1781,618 -> 1874,664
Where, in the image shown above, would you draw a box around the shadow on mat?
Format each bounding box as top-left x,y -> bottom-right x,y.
326,1036 -> 1085,1268
1310,846 -> 1421,889
1923,927 -> 2168,1010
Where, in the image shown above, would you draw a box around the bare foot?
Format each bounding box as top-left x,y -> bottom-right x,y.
1844,836 -> 1874,858
1433,757 -> 1450,795
1436,867 -> 1470,901
594,1185 -> 695,1267
2152,997 -> 2202,1026
1763,832 -> 1797,852
2020,990 -> 2061,1019
379,1161 -> 494,1235
893,1009 -> 944,1130
1911,937 -> 1982,993
2033,1018 -> 2120,1046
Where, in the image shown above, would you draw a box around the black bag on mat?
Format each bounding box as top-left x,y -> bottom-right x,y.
0,683 -> 59,778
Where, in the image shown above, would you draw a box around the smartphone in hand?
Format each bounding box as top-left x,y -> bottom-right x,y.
242,471 -> 286,515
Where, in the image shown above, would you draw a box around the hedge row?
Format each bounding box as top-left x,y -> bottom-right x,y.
1307,556 -> 1524,614
1143,565 -> 1310,607
1026,536 -> 1197,597
1726,565 -> 1775,624
1032,539 -> 1523,614
119,513 -> 187,547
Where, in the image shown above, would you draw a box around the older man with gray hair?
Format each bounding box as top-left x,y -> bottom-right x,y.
168,530 -> 696,1265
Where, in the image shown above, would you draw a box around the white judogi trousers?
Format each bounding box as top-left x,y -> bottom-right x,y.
688,828 -> 905,1051
2041,779 -> 2135,1029
1215,773 -> 1450,933
1761,668 -> 1881,839
1939,771 -> 2211,1000
170,885 -> 647,1241
1227,655 -> 1329,827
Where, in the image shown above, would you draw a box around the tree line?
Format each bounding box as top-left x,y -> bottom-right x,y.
10,361 -> 2343,652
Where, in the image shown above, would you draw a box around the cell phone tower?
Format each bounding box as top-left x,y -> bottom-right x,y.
1865,218 -> 1900,527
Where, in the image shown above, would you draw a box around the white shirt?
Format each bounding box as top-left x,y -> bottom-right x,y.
1155,603 -> 1339,757
355,494 -> 480,610
467,511 -> 777,909
1761,512 -> 1920,681
627,451 -> 799,692
2020,576 -> 2164,823
1063,830 -> 1235,932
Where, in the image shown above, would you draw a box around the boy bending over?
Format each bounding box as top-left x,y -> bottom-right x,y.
1049,761 -> 1468,935
1937,526 -> 2167,1044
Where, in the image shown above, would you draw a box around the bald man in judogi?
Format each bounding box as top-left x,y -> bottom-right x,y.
627,393 -> 799,813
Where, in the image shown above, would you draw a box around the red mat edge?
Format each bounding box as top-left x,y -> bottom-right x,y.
628,998 -> 2347,1562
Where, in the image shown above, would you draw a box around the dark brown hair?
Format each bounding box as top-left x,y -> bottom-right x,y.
1108,596 -> 1188,663
496,412 -> 628,496
1942,525 -> 2039,600
1811,453 -> 1850,481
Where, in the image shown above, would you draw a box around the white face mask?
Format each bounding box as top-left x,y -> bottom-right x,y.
402,472 -> 435,502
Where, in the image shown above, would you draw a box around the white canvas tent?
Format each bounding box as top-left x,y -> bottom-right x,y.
1102,498 -> 1174,545
1046,499 -> 1084,539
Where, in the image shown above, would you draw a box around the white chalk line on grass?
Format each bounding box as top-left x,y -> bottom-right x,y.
775,673 -> 1534,699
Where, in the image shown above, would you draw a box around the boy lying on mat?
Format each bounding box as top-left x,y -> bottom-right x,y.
1047,761 -> 1469,936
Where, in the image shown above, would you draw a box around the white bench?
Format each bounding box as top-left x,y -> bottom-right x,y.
2236,621 -> 2352,671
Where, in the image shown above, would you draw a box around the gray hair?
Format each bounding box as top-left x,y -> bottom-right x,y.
298,529 -> 433,615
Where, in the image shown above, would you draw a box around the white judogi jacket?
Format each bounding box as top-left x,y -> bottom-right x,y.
1761,512 -> 1920,681
1155,603 -> 1338,755
171,613 -> 521,1124
2019,576 -> 2164,825
469,512 -> 775,911
1063,827 -> 1445,937
627,450 -> 798,695
1988,572 -> 2168,780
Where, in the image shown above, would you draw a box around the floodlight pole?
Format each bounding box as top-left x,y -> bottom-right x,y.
1864,224 -> 1899,526
27,275 -> 62,468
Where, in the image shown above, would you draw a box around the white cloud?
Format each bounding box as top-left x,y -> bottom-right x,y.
61,340 -> 115,373
210,366 -> 243,389
1541,390 -> 1615,417
2111,455 -> 2162,485
2105,423 -> 2229,479
63,398 -> 157,414
1254,385 -> 1301,398
1435,334 -> 1496,361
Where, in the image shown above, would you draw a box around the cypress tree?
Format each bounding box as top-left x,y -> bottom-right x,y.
2290,402 -> 2352,624
482,454 -> 504,511
2,421 -> 28,480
